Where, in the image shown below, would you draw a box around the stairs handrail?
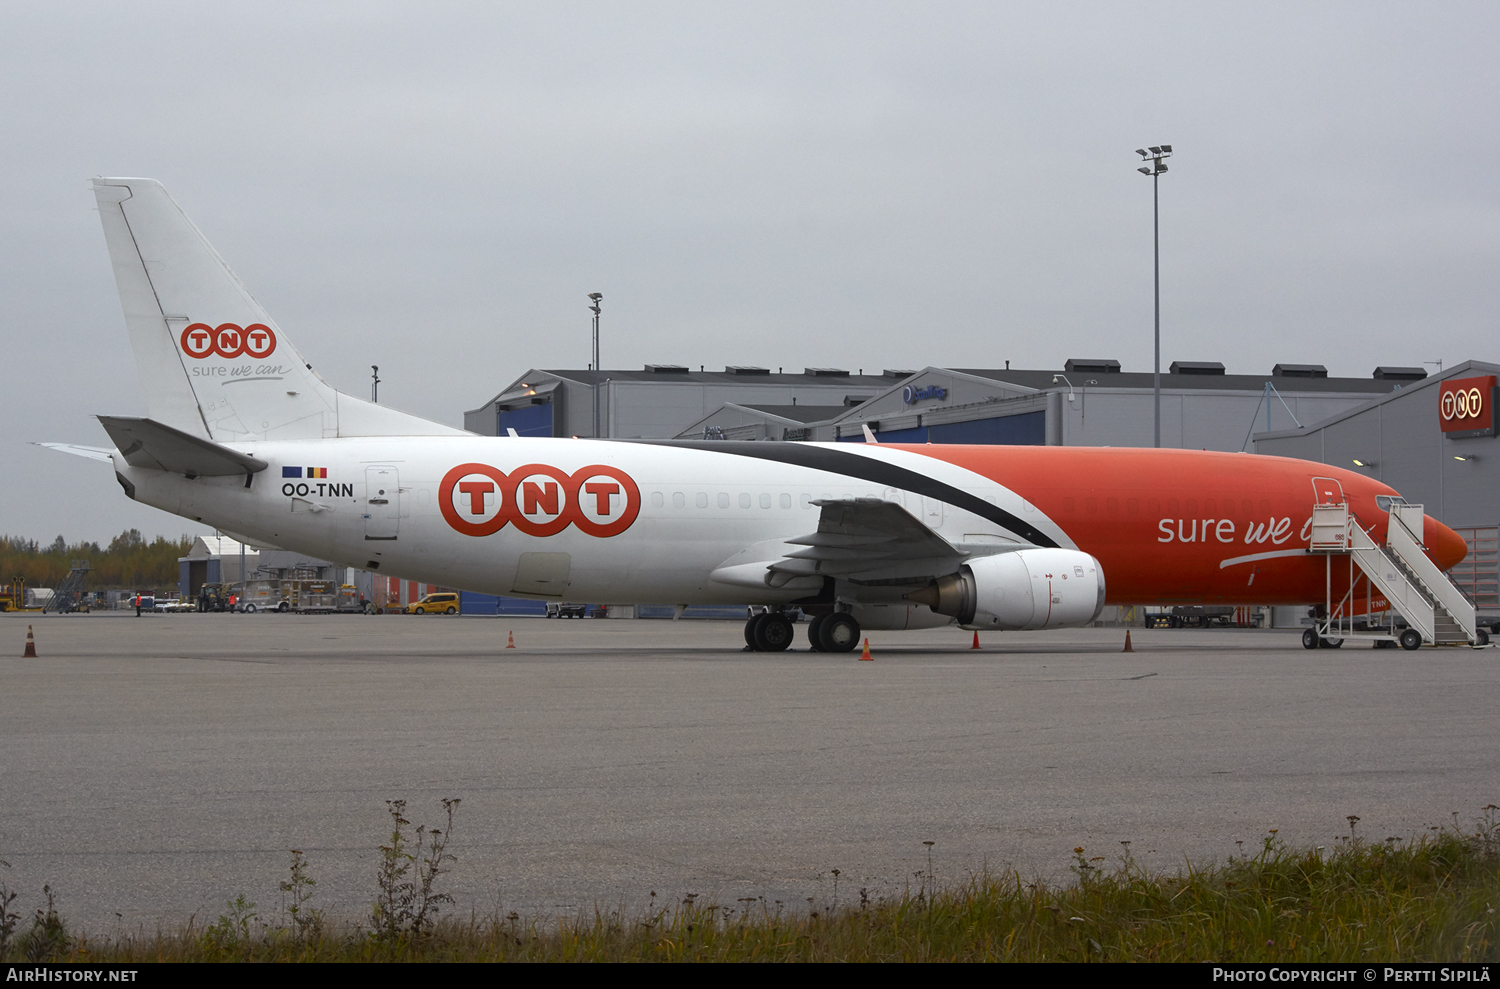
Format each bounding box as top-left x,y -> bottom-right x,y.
1381,510 -> 1478,642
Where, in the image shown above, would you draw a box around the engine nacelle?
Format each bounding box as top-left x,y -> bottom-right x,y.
906,549 -> 1106,630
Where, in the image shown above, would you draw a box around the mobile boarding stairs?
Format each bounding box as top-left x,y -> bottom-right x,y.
1308,488 -> 1489,651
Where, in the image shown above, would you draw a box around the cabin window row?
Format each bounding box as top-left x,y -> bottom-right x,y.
1059,496 -> 1278,517
648,491 -> 844,510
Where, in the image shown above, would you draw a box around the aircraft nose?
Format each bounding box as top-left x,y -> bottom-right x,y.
1424,516 -> 1468,571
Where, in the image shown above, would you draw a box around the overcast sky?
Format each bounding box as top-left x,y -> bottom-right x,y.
2,1 -> 1496,545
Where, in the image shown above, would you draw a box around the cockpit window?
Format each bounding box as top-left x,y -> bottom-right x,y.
1375,495 -> 1398,512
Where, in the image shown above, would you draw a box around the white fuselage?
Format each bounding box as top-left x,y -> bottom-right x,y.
119,436 -> 1057,606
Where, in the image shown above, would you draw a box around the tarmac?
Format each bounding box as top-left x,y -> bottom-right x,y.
2,610 -> 1497,932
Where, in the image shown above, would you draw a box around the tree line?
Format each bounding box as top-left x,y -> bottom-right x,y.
1,530 -> 192,591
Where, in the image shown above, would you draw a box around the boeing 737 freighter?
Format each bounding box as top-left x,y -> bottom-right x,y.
43,178 -> 1481,653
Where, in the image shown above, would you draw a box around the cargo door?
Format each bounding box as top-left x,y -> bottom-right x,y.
365,466 -> 400,540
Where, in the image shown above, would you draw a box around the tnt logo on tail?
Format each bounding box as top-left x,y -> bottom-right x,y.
439,463 -> 639,538
180,322 -> 277,359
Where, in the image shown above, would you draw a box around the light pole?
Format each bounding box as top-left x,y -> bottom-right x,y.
588,293 -> 603,438
371,365 -> 380,403
1136,145 -> 1171,448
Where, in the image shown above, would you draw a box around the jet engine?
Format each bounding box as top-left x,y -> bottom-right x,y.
906,549 -> 1106,630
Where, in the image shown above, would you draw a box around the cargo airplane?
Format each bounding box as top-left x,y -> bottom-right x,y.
43,178 -> 1473,652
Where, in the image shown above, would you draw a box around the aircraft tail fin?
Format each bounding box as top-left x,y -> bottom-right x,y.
91,177 -> 465,442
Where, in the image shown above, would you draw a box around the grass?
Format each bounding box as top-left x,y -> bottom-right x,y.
3,807 -> 1497,963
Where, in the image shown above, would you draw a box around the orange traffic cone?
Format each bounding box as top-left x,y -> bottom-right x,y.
971,631 -> 981,650
23,625 -> 37,658
506,630 -> 516,649
1122,630 -> 1133,653
859,637 -> 872,661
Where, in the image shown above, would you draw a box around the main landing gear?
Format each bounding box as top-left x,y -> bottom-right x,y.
744,610 -> 861,652
744,611 -> 796,651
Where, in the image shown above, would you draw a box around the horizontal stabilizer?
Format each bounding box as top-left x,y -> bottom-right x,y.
97,415 -> 268,477
33,442 -> 116,464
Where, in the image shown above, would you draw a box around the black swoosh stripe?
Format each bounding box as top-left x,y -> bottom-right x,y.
629,440 -> 1059,548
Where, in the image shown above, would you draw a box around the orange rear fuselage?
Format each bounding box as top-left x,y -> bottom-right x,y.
901,445 -> 1468,607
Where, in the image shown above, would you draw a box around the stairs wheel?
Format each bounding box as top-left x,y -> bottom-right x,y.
1301,628 -> 1319,650
1399,629 -> 1423,651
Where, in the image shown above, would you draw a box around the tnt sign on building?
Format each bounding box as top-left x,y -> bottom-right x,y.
1440,375 -> 1497,439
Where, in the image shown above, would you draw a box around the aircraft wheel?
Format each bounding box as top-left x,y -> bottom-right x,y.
807,614 -> 827,651
1301,628 -> 1318,650
1399,629 -> 1423,651
819,613 -> 861,653
744,613 -> 767,650
754,613 -> 795,652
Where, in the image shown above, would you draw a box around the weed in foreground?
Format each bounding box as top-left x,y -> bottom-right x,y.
371,797 -> 461,945
4,804 -> 1499,962
279,849 -> 323,940
18,885 -> 67,962
0,862 -> 21,958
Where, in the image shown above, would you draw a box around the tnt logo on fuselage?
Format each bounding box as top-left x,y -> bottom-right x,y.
180,322 -> 278,359
439,462 -> 640,538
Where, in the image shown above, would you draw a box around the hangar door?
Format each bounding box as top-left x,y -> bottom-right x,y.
496,403 -> 553,437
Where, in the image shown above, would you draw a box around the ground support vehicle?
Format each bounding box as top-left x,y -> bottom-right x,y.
336,584 -> 367,613
546,602 -> 588,619
197,582 -> 235,612
236,577 -> 337,613
0,577 -> 27,612
287,579 -> 337,613
407,592 -> 460,615
1170,605 -> 1236,628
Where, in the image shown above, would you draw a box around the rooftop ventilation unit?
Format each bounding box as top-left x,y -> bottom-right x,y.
725,366 -> 770,375
805,367 -> 850,377
1168,361 -> 1226,375
884,369 -> 917,378
644,364 -> 690,374
1272,364 -> 1328,379
1064,359 -> 1122,373
1371,366 -> 1428,381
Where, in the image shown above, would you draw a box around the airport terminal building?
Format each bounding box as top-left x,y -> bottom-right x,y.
463,358 -> 1497,622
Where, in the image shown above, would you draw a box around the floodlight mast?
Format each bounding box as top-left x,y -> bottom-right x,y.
1136,145 -> 1172,447
588,293 -> 603,438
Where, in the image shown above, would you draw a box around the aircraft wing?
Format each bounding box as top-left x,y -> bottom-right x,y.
96,416 -> 268,477
768,497 -> 970,584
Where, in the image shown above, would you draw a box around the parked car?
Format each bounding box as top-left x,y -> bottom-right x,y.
406,592 -> 460,615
